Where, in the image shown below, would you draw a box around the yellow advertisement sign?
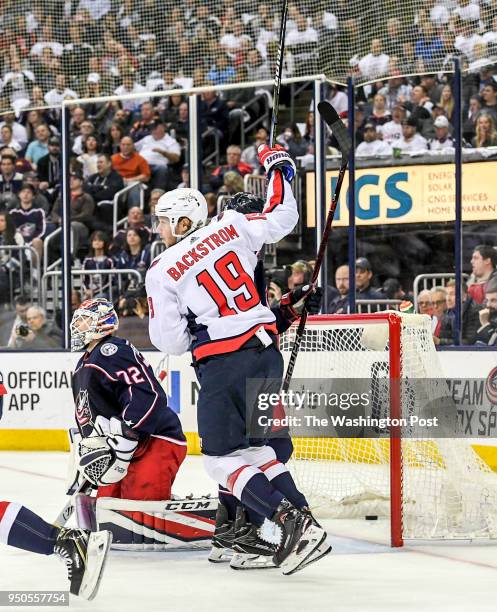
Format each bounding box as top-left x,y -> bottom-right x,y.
306,162 -> 497,227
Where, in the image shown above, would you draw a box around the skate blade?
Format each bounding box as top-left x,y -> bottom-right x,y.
80,530 -> 112,600
288,541 -> 331,574
208,546 -> 233,563
230,552 -> 276,570
281,526 -> 326,576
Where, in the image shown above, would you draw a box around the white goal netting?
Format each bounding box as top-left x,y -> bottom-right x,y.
3,1 -> 497,114
280,313 -> 497,542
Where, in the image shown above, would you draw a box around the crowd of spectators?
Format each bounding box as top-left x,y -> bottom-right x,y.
265,243 -> 497,347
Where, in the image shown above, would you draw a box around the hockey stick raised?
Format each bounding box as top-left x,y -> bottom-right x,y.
269,0 -> 289,147
281,102 -> 351,392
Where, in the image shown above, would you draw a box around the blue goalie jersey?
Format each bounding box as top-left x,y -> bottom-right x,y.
72,336 -> 185,444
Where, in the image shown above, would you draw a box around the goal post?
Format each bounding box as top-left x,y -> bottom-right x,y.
279,313 -> 497,547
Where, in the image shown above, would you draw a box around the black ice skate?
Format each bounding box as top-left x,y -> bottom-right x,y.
272,499 -> 327,575
208,502 -> 237,563
54,527 -> 112,600
230,506 -> 277,570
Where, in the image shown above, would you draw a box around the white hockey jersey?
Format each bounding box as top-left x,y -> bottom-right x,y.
145,170 -> 298,360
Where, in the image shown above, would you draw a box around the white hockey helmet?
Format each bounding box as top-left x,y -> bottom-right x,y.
153,188 -> 208,240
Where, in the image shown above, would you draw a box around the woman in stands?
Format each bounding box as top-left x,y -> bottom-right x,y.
82,230 -> 114,299
472,113 -> 497,148
77,134 -> 102,178
114,227 -> 151,284
0,211 -> 24,301
102,122 -> 126,157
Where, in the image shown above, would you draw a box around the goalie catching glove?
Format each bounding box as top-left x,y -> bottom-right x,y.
77,417 -> 139,486
280,284 -> 322,321
258,144 -> 296,183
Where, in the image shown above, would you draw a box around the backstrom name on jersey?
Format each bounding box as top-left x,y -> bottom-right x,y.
163,223 -> 240,281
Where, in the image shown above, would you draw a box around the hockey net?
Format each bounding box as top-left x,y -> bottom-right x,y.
279,313 -> 497,546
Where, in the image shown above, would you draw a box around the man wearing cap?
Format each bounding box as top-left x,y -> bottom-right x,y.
135,121 -> 181,190
428,116 -> 455,152
129,102 -> 160,142
37,137 -> 61,202
355,123 -> 393,157
355,258 -> 383,301
396,117 -> 428,154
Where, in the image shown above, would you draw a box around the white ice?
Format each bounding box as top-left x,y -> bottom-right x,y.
1,452 -> 497,612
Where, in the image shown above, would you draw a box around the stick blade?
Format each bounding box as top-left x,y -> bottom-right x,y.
317,100 -> 352,162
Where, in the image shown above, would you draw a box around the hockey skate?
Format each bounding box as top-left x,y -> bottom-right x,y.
230,506 -> 277,570
296,508 -> 332,570
272,500 -> 327,575
208,502 -> 237,563
54,527 -> 112,600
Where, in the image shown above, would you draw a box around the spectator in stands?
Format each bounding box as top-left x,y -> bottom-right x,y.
416,289 -> 433,316
355,258 -> 382,300
177,166 -> 189,188
381,278 -> 413,304
114,71 -> 149,114
170,101 -> 189,143
472,113 -> 497,148
50,172 -> 94,256
431,286 -> 448,345
0,125 -> 22,154
0,210 -> 24,301
115,286 -> 153,349
5,296 -> 30,347
378,72 -> 412,111
378,104 -> 406,145
25,124 -> 50,167
468,245 -> 497,304
396,117 -> 428,154
83,153 -> 124,231
44,73 -> 78,107
37,137 -> 60,203
428,116 -> 455,151
0,112 -> 28,149
406,85 -> 433,124
82,230 -> 114,299
475,279 -> 497,346
0,153 -> 24,210
77,134 -> 101,179
246,48 -> 271,84
358,38 -> 390,81
135,121 -> 181,190
463,95 -> 481,143
479,82 -> 497,124
209,145 -> 253,191
287,260 -> 313,291
129,101 -> 159,142
9,183 -> 45,260
102,123 -> 126,157
72,120 -> 96,156
276,124 -> 308,158
325,83 -> 348,116
207,53 -> 236,86
327,264 -> 349,314
111,136 -> 151,207
218,171 -> 245,197
200,89 -> 230,148
415,22 -> 443,65
241,127 -> 268,169
12,305 -> 62,349
23,172 -> 51,215
438,84 -> 455,124
355,123 -> 393,157
149,188 -> 165,220
367,93 -> 391,127
114,227 -> 151,283
109,206 -> 151,255
439,279 -> 482,345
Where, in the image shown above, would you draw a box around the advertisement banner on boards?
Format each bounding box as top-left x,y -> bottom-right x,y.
305,162 -> 497,227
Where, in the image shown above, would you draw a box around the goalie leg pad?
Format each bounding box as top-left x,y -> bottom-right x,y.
96,496 -> 218,551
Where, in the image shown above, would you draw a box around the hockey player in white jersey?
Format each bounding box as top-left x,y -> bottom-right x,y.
146,144 -> 329,575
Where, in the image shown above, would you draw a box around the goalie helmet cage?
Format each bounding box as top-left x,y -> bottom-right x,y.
279,313 -> 497,547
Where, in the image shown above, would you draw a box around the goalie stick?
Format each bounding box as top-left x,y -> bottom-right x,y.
281,101 -> 352,392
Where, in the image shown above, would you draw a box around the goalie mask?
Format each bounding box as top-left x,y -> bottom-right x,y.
224,192 -> 265,215
153,188 -> 208,241
70,298 -> 119,352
